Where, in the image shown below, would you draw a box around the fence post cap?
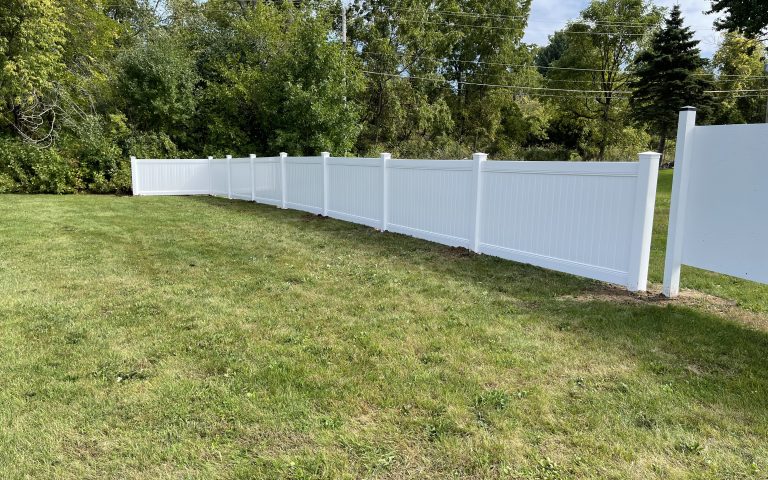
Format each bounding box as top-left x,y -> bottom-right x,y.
680,106 -> 697,112
207,155 -> 213,159
380,152 -> 392,159
279,152 -> 288,157
226,154 -> 232,159
473,152 -> 488,161
249,154 -> 256,158
321,151 -> 331,157
130,155 -> 137,161
639,151 -> 661,157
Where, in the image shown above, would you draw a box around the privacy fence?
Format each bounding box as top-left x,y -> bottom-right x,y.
131,152 -> 660,291
663,107 -> 768,297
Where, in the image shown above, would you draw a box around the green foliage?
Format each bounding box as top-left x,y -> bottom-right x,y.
0,137 -> 74,193
711,33 -> 768,124
546,0 -> 662,161
0,0 -> 66,136
0,0 -> 766,192
709,0 -> 768,39
58,114 -> 132,193
115,32 -> 198,144
629,5 -> 713,160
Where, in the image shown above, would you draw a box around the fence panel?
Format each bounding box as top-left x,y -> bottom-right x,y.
326,157 -> 383,228
664,108 -> 768,296
130,159 -> 210,196
210,159 -> 229,197
387,160 -> 475,248
230,157 -> 252,200
480,162 -> 641,286
284,157 -> 323,214
252,157 -> 282,206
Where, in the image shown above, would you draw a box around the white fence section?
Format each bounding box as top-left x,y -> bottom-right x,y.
663,108 -> 768,297
131,151 -> 660,291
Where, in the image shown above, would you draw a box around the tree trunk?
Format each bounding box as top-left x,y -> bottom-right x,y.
657,134 -> 667,167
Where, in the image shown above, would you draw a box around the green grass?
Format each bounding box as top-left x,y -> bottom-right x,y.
0,177 -> 767,478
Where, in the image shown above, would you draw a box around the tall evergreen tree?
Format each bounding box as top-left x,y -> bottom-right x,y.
629,5 -> 711,164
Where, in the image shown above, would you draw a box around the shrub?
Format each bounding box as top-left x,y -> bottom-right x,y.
0,137 -> 76,193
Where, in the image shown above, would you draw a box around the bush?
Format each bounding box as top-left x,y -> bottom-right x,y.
0,137 -> 76,193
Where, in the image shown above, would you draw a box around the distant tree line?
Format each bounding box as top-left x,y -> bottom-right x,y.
0,0 -> 765,193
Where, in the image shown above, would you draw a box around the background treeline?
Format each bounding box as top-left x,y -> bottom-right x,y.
0,0 -> 766,193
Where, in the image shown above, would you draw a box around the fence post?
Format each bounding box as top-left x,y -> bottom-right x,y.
249,154 -> 256,202
207,156 -> 213,196
663,107 -> 697,297
380,153 -> 391,231
130,156 -> 138,196
627,151 -> 661,292
280,152 -> 288,209
321,151 -> 330,216
470,153 -> 487,253
226,155 -> 233,199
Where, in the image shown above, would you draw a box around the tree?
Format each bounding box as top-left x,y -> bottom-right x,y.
546,0 -> 661,161
115,32 -> 199,145
535,31 -> 569,76
709,0 -> 768,40
629,5 -> 712,163
710,33 -> 767,124
0,0 -> 66,142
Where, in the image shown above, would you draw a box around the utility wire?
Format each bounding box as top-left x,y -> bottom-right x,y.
361,69 -> 768,97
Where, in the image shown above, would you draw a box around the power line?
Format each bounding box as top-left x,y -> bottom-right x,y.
361,51 -> 768,80
361,70 -> 632,94
361,69 -> 768,98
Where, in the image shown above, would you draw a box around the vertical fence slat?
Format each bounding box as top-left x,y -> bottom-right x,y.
381,152 -> 391,231
280,152 -> 288,209
249,154 -> 256,202
207,156 -> 213,196
663,107 -> 697,297
627,151 -> 660,292
130,156 -> 138,196
470,153 -> 487,253
226,155 -> 233,199
322,152 -> 330,216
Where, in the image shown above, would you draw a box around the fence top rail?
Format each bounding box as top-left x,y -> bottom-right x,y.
285,156 -> 323,165
388,159 -> 474,171
692,122 -> 768,133
134,158 -> 211,163
328,157 -> 380,167
483,160 -> 640,176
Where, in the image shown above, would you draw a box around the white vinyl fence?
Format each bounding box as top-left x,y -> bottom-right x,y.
663,108 -> 768,297
132,151 -> 660,291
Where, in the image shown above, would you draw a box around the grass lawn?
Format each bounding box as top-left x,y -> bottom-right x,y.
1,172 -> 767,479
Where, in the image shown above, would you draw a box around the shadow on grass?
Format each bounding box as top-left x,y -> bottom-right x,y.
186,196 -> 768,417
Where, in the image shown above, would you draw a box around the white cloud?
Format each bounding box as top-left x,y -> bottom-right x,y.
522,0 -> 724,57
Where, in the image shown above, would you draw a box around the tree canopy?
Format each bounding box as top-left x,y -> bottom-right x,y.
0,0 -> 766,193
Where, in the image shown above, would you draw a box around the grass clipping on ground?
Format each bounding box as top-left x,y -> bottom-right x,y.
0,192 -> 766,479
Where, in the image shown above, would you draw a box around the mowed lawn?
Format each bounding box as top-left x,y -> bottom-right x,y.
1,171 -> 767,479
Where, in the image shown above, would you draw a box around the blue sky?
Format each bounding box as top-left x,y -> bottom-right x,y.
522,0 -> 724,57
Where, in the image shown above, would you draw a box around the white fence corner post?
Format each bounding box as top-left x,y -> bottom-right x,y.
321,151 -> 330,216
470,153 -> 487,253
663,107 -> 697,298
627,151 -> 661,292
226,155 -> 233,199
280,152 -> 288,209
249,154 -> 256,202
207,156 -> 213,196
130,156 -> 138,196
380,152 -> 391,231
